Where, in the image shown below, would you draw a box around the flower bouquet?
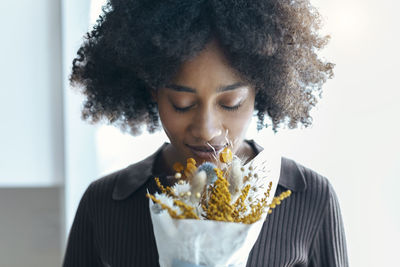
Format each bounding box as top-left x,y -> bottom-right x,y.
147,146 -> 290,267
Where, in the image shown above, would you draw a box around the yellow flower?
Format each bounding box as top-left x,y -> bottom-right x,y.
203,167 -> 234,222
219,147 -> 233,163
173,162 -> 184,172
184,162 -> 197,178
187,158 -> 196,165
147,156 -> 292,223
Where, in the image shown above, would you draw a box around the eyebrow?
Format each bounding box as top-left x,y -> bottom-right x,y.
165,82 -> 246,93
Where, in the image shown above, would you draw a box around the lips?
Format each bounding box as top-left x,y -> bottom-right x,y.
186,144 -> 226,160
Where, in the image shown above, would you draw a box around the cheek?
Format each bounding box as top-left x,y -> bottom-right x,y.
158,101 -> 188,140
225,110 -> 253,138
223,102 -> 254,139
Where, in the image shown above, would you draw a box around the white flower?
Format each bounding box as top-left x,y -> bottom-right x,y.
172,181 -> 191,197
153,192 -> 180,214
189,170 -> 206,205
228,157 -> 244,202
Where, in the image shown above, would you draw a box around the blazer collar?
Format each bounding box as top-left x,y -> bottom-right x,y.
112,140 -> 306,201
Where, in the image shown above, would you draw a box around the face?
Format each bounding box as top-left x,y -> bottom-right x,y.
154,40 -> 256,166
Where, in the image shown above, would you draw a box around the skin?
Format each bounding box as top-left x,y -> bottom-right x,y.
153,40 -> 256,174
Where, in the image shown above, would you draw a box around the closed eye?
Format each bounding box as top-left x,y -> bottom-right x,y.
172,104 -> 195,113
172,102 -> 242,113
221,102 -> 242,111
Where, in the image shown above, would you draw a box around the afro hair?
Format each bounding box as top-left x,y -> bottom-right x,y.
71,0 -> 334,135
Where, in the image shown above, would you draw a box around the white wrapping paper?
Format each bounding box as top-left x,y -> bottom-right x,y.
149,149 -> 281,267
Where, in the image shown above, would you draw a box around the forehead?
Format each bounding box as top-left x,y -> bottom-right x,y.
170,41 -> 243,90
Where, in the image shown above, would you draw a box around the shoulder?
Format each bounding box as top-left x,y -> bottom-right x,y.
295,158 -> 331,190
281,157 -> 331,190
277,157 -> 342,241
280,157 -> 335,213
83,168 -> 124,203
249,140 -> 333,200
85,157 -> 156,204
83,143 -> 167,202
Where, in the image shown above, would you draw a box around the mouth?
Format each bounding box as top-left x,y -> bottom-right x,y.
186,144 -> 226,160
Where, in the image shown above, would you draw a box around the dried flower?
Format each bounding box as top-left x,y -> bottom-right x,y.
147,147 -> 291,224
228,158 -> 243,200
189,170 -> 206,203
202,168 -> 234,222
197,162 -> 218,185
184,160 -> 197,178
173,162 -> 184,172
267,190 -> 292,215
219,147 -> 233,163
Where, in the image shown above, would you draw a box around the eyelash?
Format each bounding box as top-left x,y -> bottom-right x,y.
173,105 -> 193,113
173,103 -> 242,113
221,103 -> 242,111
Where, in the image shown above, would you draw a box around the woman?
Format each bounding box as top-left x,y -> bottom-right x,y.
63,0 -> 348,266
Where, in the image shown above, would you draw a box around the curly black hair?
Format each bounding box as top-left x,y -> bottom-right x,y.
71,0 -> 334,135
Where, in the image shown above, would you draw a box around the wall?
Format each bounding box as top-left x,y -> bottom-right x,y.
0,0 -> 63,187
0,0 -> 92,265
0,188 -> 61,267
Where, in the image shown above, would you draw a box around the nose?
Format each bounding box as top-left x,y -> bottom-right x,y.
190,106 -> 223,142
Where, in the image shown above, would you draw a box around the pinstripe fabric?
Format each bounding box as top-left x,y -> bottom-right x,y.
63,141 -> 348,267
